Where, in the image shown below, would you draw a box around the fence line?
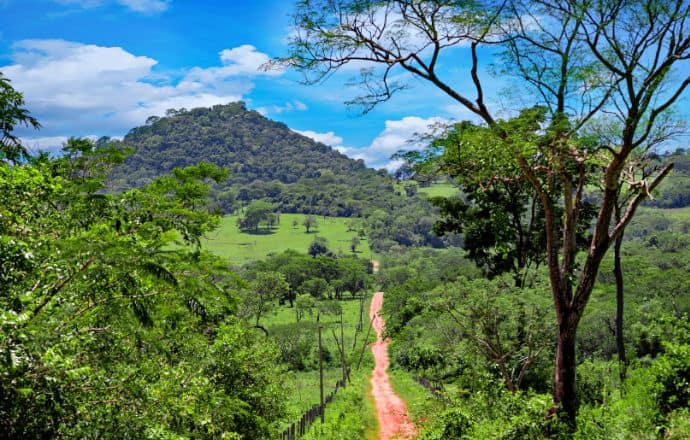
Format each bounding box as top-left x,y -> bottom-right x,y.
415,376 -> 450,403
280,373 -> 349,440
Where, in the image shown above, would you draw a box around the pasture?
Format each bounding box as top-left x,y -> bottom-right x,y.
202,213 -> 372,265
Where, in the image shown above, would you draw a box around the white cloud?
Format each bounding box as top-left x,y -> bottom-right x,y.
256,100 -> 308,116
297,116 -> 449,171
294,130 -> 343,146
184,45 -> 284,87
117,0 -> 169,13
55,0 -> 170,13
1,39 -> 280,138
349,116 -> 448,170
21,135 -> 100,154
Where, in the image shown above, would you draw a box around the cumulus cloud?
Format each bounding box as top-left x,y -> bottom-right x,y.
184,45 -> 283,88
348,116 -> 448,170
1,39 -> 280,137
56,0 -> 170,13
21,135 -> 102,155
297,116 -> 449,171
294,130 -> 343,146
256,100 -> 308,115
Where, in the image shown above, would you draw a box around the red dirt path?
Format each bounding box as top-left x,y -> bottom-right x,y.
369,291 -> 417,440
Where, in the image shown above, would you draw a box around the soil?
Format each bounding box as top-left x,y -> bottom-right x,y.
369,291 -> 416,440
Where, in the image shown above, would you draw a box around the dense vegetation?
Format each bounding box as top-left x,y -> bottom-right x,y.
646,149 -> 690,209
380,230 -> 690,438
4,0 -> 690,438
0,75 -> 379,438
109,102 -> 390,217
106,103 -> 452,251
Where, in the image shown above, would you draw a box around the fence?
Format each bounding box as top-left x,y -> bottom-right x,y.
280,376 -> 348,440
415,376 -> 450,403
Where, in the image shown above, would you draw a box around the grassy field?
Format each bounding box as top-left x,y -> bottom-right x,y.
202,213 -> 372,265
658,206 -> 690,222
417,182 -> 459,198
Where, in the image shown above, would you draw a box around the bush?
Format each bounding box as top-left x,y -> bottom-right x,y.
651,343 -> 690,414
419,408 -> 471,440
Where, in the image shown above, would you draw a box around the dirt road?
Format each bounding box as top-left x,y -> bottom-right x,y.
369,291 -> 416,440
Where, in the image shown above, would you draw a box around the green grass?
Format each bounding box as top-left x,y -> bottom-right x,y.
388,369 -> 446,435
265,296 -> 376,428
418,182 -> 459,198
202,213 -> 372,265
658,205 -> 690,222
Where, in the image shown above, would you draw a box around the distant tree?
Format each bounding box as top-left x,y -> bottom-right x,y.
340,258 -> 370,298
240,271 -> 289,334
403,182 -> 417,197
308,236 -> 329,258
294,294 -> 317,322
0,72 -> 40,163
303,215 -> 318,233
350,236 -> 360,253
300,277 -> 329,299
238,200 -> 274,231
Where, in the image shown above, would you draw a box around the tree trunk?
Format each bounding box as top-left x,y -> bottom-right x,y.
553,320 -> 577,427
614,232 -> 626,382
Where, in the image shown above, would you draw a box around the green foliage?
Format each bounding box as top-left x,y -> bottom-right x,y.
419,408 -> 471,440
0,154 -> 286,438
308,236 -> 330,257
650,343 -> 690,414
646,149 -> 690,209
238,199 -> 276,231
303,214 -> 318,233
418,387 -> 569,440
300,371 -> 377,440
239,271 -> 289,328
0,72 -> 40,163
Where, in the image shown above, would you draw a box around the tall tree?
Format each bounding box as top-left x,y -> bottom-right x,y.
0,72 -> 40,163
281,0 -> 690,423
303,214 -> 318,233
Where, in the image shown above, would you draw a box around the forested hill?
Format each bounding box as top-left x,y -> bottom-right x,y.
108,102 -> 398,216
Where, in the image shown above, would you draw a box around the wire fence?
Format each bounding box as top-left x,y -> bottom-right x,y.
415,376 -> 450,403
280,375 -> 348,440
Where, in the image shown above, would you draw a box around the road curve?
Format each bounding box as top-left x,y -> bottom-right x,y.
369,291 -> 416,440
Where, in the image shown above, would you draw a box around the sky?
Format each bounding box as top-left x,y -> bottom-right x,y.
1,1 -> 687,170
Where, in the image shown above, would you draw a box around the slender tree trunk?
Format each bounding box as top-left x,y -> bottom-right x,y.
614,229 -> 626,382
318,313 -> 324,424
553,320 -> 578,427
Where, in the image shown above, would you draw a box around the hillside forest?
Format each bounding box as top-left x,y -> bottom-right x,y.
2,1 -> 690,439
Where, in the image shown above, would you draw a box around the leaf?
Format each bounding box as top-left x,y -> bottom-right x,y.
141,261 -> 178,286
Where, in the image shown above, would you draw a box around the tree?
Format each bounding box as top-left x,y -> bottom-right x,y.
239,271 -> 289,334
303,214 -> 318,233
436,277 -> 553,393
0,72 -> 40,163
350,235 -> 361,253
282,0 -> 690,423
308,236 -> 330,258
294,294 -> 317,322
238,200 -> 274,231
300,277 -> 329,299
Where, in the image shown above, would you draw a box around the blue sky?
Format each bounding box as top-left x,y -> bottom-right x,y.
1,1 -> 687,169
